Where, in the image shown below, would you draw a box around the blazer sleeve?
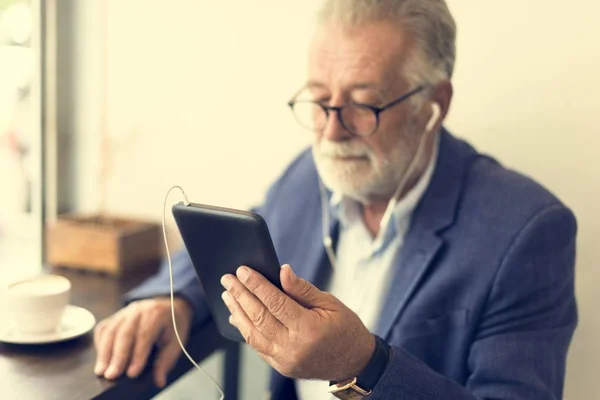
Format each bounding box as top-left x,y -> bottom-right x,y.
369,204 -> 578,400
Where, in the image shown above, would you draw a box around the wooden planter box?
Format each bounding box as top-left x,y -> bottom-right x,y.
45,214 -> 162,276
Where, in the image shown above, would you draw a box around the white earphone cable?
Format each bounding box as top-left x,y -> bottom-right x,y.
319,178 -> 338,268
377,104 -> 438,234
320,102 -> 441,269
162,185 -> 225,400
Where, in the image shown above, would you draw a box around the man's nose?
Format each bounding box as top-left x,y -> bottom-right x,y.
321,108 -> 352,142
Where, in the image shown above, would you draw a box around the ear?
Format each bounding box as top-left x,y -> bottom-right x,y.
430,80 -> 453,131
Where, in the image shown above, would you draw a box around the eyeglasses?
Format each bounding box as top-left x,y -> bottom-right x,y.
288,85 -> 426,137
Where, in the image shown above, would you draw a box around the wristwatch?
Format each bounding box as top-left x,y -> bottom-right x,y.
328,335 -> 391,399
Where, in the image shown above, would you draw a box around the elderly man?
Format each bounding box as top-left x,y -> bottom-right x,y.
93,1 -> 577,399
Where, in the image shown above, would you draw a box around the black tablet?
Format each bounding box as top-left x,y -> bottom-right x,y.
172,202 -> 282,342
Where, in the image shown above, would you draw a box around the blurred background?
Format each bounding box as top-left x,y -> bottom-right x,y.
0,0 -> 598,399
0,0 -> 41,282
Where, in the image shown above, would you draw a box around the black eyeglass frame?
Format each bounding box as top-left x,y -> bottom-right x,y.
287,85 -> 427,137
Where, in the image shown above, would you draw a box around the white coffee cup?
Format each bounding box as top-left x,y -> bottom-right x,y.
5,274 -> 71,334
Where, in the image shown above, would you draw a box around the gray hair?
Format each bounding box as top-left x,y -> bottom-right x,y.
316,0 -> 457,86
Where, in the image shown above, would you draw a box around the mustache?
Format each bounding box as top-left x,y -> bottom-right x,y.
316,140 -> 372,158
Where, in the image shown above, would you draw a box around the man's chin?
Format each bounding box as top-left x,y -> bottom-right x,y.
317,164 -> 397,202
319,172 -> 374,200
314,155 -> 378,197
319,156 -> 370,174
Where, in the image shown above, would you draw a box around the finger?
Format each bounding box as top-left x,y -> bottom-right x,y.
280,264 -> 333,309
233,266 -> 304,326
93,322 -> 108,372
93,321 -> 106,349
104,313 -> 141,380
223,292 -> 274,355
94,319 -> 120,376
153,340 -> 181,388
221,273 -> 287,338
93,324 -> 108,375
126,313 -> 164,378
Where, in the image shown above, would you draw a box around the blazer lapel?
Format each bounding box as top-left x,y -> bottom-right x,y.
274,175 -> 338,289
373,221 -> 443,338
375,130 -> 476,339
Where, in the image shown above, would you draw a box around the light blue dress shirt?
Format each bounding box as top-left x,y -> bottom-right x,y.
297,137 -> 440,400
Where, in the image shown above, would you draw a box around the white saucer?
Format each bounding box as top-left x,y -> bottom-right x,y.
0,305 -> 96,345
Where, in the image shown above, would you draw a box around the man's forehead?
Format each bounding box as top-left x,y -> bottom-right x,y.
307,21 -> 411,91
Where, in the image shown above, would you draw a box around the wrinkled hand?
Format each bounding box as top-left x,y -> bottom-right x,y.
221,264 -> 375,381
93,297 -> 192,388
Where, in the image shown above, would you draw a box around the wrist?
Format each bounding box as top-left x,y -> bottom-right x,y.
352,333 -> 377,379
330,335 -> 391,398
334,333 -> 377,382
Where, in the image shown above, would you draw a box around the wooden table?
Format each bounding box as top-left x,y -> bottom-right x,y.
0,267 -> 241,400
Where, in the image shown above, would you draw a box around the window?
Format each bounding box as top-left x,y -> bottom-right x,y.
0,0 -> 43,282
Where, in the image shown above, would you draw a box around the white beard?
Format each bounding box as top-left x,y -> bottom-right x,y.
312,130 -> 419,203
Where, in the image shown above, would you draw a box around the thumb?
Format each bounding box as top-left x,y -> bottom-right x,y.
281,264 -> 332,309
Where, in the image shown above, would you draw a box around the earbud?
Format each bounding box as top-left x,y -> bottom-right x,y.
426,102 -> 442,133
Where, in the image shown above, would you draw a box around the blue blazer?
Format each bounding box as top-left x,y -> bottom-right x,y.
127,130 -> 577,400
